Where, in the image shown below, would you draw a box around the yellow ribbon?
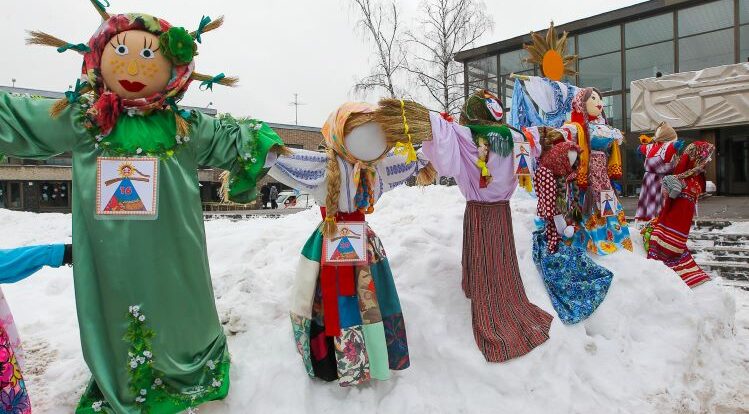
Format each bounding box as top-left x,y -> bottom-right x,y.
475,159 -> 490,177
393,100 -> 418,164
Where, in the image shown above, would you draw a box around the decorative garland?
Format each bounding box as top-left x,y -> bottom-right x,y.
73,96 -> 194,160
84,306 -> 228,413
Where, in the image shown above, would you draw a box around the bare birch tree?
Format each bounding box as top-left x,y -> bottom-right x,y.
351,0 -> 408,98
408,0 -> 493,114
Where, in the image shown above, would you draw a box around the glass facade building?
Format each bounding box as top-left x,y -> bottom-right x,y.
456,0 -> 749,195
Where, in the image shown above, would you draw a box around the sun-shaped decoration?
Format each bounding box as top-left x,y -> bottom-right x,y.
523,22 -> 577,81
118,163 -> 135,178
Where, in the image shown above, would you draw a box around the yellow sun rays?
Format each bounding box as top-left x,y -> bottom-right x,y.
523,22 -> 577,81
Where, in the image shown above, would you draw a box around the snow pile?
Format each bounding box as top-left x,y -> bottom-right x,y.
1,186 -> 747,413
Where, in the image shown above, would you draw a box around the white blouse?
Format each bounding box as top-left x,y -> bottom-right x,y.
268,148 -> 429,213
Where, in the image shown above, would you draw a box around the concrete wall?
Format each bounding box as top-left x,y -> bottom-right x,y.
630,63 -> 749,133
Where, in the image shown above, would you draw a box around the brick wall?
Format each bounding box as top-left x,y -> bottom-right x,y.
258,124 -> 325,189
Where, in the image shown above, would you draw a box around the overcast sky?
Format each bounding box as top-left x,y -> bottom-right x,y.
0,0 -> 645,127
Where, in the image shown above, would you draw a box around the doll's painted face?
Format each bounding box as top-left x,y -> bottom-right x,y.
477,138 -> 489,160
100,30 -> 172,99
345,122 -> 387,162
585,91 -> 604,118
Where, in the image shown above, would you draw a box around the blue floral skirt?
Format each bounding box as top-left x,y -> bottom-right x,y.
532,229 -> 613,324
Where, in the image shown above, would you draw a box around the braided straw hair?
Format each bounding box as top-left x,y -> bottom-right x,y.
322,111 -> 376,238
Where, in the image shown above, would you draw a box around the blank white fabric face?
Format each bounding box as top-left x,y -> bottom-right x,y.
345,122 -> 387,162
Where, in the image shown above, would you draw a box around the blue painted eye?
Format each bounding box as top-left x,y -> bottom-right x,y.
140,48 -> 155,59
115,44 -> 129,56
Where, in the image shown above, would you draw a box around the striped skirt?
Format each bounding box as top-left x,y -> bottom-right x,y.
462,201 -> 552,362
289,225 -> 409,387
648,196 -> 710,288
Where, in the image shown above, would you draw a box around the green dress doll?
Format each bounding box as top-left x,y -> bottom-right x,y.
0,2 -> 285,413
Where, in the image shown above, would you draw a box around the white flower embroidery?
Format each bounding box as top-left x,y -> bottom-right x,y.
140,389 -> 147,396
129,360 -> 138,369
136,148 -> 143,155
92,401 -> 104,412
183,136 -> 191,142
154,378 -> 163,386
206,360 -> 215,370
211,378 -> 222,388
135,396 -> 146,403
143,350 -> 152,359
138,315 -> 146,322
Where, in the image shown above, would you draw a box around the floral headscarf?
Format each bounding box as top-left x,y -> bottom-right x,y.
321,102 -> 385,191
82,13 -> 194,135
539,140 -> 580,178
674,141 -> 714,180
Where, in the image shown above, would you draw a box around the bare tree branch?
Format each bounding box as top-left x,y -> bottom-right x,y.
407,0 -> 493,114
351,0 -> 408,99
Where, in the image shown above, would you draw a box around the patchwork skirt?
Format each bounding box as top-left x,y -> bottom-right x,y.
532,230 -> 613,324
462,201 -> 552,362
290,225 -> 409,387
647,194 -> 711,288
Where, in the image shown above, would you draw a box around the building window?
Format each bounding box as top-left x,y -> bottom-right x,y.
39,181 -> 70,209
467,55 -> 498,96
625,13 -> 673,49
602,94 -> 623,131
677,0 -> 735,72
677,0 -> 734,37
578,26 -> 620,58
625,41 -> 675,84
0,182 -> 22,209
579,52 -> 622,93
679,28 -> 735,72
624,13 -> 675,85
741,0 -> 749,62
577,26 -> 622,93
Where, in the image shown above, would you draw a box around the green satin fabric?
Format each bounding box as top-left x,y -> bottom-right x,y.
0,92 -> 279,413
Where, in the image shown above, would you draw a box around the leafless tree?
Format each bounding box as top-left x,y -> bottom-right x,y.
408,0 -> 493,114
351,0 -> 408,98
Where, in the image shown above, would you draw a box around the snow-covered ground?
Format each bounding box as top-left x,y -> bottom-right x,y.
1,185 -> 748,413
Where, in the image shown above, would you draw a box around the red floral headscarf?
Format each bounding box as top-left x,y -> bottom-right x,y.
82,13 -> 194,135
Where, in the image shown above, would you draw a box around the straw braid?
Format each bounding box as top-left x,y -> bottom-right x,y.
322,148 -> 342,238
49,84 -> 94,118
191,72 -> 239,87
90,0 -> 111,20
190,16 -> 225,38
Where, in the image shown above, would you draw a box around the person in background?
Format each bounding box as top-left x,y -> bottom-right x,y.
270,185 -> 279,209
0,243 -> 73,413
260,184 -> 271,209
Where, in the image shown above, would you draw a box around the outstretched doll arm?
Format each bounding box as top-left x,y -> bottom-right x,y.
193,112 -> 286,204
0,91 -> 83,159
0,244 -> 72,284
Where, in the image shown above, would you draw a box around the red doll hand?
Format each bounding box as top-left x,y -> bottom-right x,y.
440,112 -> 454,122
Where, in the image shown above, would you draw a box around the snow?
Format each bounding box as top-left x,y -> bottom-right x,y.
721,221 -> 749,234
1,185 -> 748,413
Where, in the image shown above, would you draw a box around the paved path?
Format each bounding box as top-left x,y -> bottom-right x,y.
620,196 -> 749,220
